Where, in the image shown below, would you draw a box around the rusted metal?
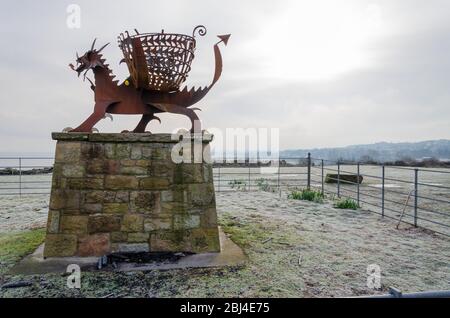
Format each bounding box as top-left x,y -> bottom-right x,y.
68,26 -> 230,133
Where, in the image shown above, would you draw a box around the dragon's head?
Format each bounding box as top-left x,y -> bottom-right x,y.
69,39 -> 109,79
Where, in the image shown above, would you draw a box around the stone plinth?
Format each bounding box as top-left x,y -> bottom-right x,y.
44,133 -> 220,257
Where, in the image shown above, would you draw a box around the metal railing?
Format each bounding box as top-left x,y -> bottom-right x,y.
213,154 -> 450,237
0,155 -> 449,236
0,157 -> 53,195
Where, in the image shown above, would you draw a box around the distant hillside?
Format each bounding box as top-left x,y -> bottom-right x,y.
281,139 -> 450,162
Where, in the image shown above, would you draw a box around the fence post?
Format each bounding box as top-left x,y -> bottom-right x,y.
414,168 -> 418,227
307,152 -> 311,190
357,162 -> 360,206
337,161 -> 340,198
381,165 -> 385,217
321,159 -> 324,195
248,165 -> 251,191
217,166 -> 221,192
19,157 -> 22,197
278,162 -> 281,197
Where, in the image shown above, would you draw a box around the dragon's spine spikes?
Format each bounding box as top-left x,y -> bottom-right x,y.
97,54 -> 119,85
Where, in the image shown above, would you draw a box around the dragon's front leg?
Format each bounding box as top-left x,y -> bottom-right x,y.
70,102 -> 110,132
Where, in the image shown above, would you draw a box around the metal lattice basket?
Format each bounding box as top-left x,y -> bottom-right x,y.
118,25 -> 206,92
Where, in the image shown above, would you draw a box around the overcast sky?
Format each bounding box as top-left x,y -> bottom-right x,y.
0,0 -> 449,154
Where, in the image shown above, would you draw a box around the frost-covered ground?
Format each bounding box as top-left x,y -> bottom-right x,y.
216,191 -> 450,296
0,189 -> 449,297
0,194 -> 48,232
0,174 -> 50,232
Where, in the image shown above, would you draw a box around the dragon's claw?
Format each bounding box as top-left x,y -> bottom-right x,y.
152,115 -> 161,124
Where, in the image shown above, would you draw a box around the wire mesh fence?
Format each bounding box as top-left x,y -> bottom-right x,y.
0,155 -> 449,236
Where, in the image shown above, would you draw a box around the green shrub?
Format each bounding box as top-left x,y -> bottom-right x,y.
334,198 -> 359,210
228,179 -> 247,190
255,178 -> 276,192
288,188 -> 324,203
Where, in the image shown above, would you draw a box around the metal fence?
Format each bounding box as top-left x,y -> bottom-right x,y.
214,154 -> 450,237
1,155 -> 449,236
0,157 -> 53,195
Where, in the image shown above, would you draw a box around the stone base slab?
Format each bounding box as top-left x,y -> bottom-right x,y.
9,228 -> 246,275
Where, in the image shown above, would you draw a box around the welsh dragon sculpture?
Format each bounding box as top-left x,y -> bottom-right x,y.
68,25 -> 230,133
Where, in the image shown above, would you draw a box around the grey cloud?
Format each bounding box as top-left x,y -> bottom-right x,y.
0,0 -> 449,153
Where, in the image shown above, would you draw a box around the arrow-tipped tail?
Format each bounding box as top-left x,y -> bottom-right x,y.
217,34 -> 231,46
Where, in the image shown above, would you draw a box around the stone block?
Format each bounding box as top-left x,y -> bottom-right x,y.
88,215 -> 121,233
203,164 -> 213,182
105,175 -> 139,190
46,210 -> 60,234
44,234 -> 77,257
117,243 -> 149,253
116,144 -> 131,159
130,191 -> 160,213
81,142 -> 104,159
139,177 -> 170,190
174,214 -> 201,230
120,166 -> 148,175
83,190 -> 105,203
104,191 -> 129,203
142,147 -> 168,160
86,160 -> 105,174
130,145 -> 142,159
78,233 -> 110,256
144,217 -> 172,232
150,230 -> 191,252
150,162 -> 174,179
127,232 -> 150,243
190,228 -> 221,252
105,143 -> 130,159
66,178 -> 103,190
81,203 -> 103,214
136,160 -> 152,167
188,183 -> 215,207
62,165 -> 85,178
121,214 -> 144,232
189,164 -> 205,183
111,231 -> 128,243
104,144 -> 114,158
200,208 -> 219,228
161,201 -> 188,214
55,142 -> 81,163
49,189 -> 80,210
160,190 -> 173,202
103,203 -> 129,214
60,215 -> 88,234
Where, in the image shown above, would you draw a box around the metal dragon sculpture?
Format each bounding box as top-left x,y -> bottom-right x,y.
68,25 -> 230,133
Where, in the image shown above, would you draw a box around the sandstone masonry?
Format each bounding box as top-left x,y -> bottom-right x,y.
44,133 -> 220,257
